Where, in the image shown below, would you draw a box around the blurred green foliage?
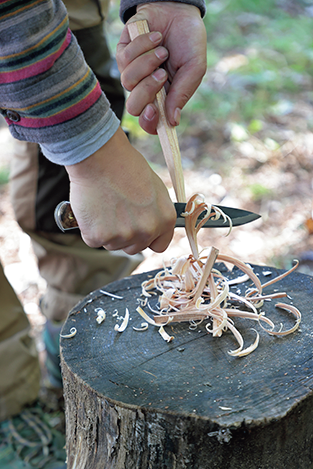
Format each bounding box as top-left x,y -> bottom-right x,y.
0,165 -> 9,185
247,182 -> 273,201
186,0 -> 313,126
107,0 -> 313,137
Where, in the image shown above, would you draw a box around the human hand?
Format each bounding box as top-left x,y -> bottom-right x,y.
116,2 -> 207,134
65,127 -> 176,255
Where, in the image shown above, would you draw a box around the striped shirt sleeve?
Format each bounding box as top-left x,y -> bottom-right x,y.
0,0 -> 119,165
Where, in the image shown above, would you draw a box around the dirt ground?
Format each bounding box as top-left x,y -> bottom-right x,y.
0,102 -> 313,348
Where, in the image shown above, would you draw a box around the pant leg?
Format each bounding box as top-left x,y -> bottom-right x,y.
30,231 -> 143,321
64,0 -> 109,31
0,0 -> 138,420
0,262 -> 40,421
10,140 -> 143,323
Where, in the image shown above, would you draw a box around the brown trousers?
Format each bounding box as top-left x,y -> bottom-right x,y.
0,2 -> 143,420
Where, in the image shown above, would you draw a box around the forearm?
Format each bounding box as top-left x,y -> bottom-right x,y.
0,0 -> 118,165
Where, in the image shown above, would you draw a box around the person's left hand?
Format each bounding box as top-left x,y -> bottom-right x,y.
116,2 -> 207,134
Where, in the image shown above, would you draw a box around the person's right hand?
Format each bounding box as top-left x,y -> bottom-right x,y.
65,127 -> 176,255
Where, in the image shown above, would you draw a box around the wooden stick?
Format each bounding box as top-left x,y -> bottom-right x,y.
127,20 -> 186,203
193,246 -> 219,302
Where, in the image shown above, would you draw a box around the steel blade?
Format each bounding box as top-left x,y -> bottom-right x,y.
174,203 -> 260,228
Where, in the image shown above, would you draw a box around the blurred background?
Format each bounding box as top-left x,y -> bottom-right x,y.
0,0 -> 313,337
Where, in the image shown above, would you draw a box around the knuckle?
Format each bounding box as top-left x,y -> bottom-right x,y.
123,47 -> 133,65
120,73 -> 133,93
81,234 -> 102,249
126,97 -> 141,117
124,245 -> 140,255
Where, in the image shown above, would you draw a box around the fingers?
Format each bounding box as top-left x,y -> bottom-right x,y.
106,204 -> 176,255
148,227 -> 175,254
125,68 -> 167,117
117,28 -> 168,92
117,3 -> 207,132
117,27 -> 169,133
121,222 -> 175,256
138,104 -> 159,135
121,47 -> 168,92
111,224 -> 175,256
165,60 -> 207,128
81,217 -> 175,256
117,27 -> 163,70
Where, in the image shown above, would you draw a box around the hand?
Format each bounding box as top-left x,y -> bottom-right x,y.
116,2 -> 207,134
65,127 -> 176,255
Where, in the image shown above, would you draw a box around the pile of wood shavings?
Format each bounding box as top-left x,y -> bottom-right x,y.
135,194 -> 301,357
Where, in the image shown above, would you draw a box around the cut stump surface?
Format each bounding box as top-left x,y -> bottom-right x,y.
60,264 -> 313,469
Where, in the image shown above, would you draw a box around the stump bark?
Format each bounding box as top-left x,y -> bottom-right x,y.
60,264 -> 313,469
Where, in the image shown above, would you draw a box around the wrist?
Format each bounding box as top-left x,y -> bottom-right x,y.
121,0 -> 206,23
65,127 -> 129,183
138,2 -> 203,17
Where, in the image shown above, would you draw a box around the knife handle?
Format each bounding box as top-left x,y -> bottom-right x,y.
54,201 -> 185,232
54,201 -> 78,232
127,20 -> 186,203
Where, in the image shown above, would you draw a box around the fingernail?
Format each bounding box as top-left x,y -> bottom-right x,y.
174,108 -> 181,126
144,104 -> 156,121
155,46 -> 168,61
152,68 -> 167,82
149,31 -> 162,43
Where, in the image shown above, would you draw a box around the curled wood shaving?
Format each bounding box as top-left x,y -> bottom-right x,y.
60,327 -> 77,339
95,308 -> 106,324
114,308 -> 130,332
133,322 -> 149,331
260,303 -> 301,336
136,193 -> 301,356
136,305 -> 173,341
137,306 -> 158,326
158,326 -> 174,342
228,329 -> 259,357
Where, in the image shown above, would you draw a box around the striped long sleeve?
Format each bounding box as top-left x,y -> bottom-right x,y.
0,0 -> 119,165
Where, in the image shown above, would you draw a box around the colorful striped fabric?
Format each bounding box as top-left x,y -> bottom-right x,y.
0,0 -> 119,165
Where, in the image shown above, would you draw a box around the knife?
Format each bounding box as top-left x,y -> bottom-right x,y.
55,22 -> 260,233
54,200 -> 260,232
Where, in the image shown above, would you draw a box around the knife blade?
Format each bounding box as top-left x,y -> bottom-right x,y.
54,201 -> 260,232
175,203 -> 260,227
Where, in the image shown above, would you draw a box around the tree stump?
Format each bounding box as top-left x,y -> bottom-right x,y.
60,264 -> 313,469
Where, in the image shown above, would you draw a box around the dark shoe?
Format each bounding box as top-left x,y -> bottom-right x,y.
0,401 -> 66,468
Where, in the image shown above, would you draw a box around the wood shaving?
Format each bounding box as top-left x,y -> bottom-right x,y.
137,194 -> 301,356
114,308 -> 130,332
60,327 -> 77,339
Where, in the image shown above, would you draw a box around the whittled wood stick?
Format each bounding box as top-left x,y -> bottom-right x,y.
128,20 -> 186,203
193,246 -> 219,302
